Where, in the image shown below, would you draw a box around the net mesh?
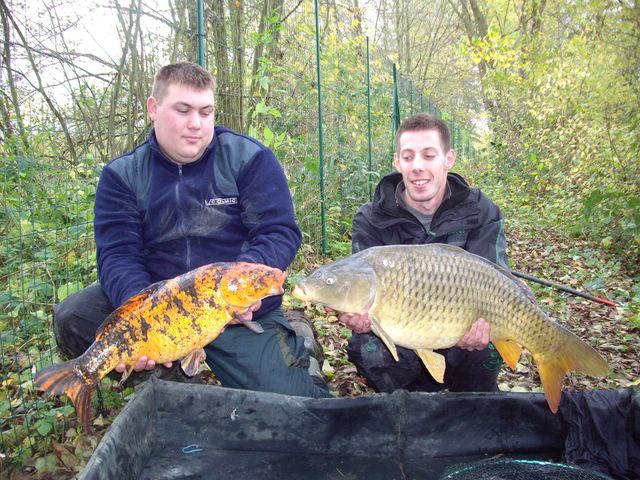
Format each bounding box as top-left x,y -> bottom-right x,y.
440,459 -> 613,480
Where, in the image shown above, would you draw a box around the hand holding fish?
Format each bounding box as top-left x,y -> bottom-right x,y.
225,299 -> 264,334
333,309 -> 490,350
456,318 -> 491,351
336,311 -> 371,333
114,356 -> 173,374
231,299 -> 262,324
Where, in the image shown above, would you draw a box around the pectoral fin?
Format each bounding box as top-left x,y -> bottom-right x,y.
239,319 -> 264,334
415,349 -> 446,384
119,366 -> 135,385
232,308 -> 265,334
492,339 -> 524,370
180,348 -> 207,376
369,317 -> 399,361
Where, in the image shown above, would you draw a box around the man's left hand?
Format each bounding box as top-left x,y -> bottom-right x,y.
225,299 -> 262,329
457,317 -> 490,351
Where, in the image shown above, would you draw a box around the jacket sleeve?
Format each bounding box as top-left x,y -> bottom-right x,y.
464,197 -> 508,268
94,167 -> 151,307
351,204 -> 386,253
234,149 -> 302,271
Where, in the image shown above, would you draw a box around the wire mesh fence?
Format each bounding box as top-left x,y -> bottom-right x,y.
0,0 -> 476,471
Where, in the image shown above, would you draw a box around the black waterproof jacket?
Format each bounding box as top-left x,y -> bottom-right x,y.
352,172 -> 507,266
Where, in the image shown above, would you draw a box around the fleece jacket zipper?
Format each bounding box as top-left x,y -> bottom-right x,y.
175,164 -> 192,271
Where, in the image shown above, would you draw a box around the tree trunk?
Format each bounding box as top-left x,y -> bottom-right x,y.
210,0 -> 232,128
447,0 -> 496,124
229,0 -> 244,132
0,0 -> 29,154
109,0 -> 142,158
1,0 -> 76,162
245,0 -> 285,133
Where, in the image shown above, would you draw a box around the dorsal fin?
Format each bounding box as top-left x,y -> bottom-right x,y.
95,284 -> 159,338
137,279 -> 166,296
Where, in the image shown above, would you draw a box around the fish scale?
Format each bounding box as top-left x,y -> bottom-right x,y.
292,243 -> 611,413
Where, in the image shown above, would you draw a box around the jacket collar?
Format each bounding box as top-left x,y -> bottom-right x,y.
370,171 -> 478,232
374,171 -> 471,214
147,129 -> 216,167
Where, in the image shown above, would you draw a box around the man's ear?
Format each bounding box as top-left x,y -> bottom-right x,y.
393,152 -> 400,171
445,149 -> 456,170
147,96 -> 158,122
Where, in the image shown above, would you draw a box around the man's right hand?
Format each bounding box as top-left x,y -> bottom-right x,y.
115,356 -> 173,374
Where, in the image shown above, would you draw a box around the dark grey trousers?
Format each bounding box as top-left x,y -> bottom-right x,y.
53,283 -> 331,398
347,332 -> 502,393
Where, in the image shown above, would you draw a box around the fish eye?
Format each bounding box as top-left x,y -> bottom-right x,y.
326,276 -> 335,285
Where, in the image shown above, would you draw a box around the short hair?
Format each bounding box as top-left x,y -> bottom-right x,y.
395,113 -> 451,152
151,62 -> 216,102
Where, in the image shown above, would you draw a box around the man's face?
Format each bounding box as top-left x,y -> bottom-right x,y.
147,83 -> 215,164
394,129 -> 455,214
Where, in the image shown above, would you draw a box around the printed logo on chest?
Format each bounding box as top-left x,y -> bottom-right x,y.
205,197 -> 238,207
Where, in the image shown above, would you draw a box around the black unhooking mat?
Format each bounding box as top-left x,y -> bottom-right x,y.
79,380 -> 639,480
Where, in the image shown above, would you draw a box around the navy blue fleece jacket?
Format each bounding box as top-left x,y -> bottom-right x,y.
94,126 -> 301,313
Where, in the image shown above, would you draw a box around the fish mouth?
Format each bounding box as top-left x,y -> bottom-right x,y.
272,270 -> 287,295
291,284 -> 307,301
271,284 -> 285,296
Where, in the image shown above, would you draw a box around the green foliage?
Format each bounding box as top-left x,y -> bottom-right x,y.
625,286 -> 640,329
0,152 -> 99,472
252,6 -> 398,254
580,190 -> 640,251
458,0 -> 640,264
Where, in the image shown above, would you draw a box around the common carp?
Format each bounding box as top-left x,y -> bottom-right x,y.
292,244 -> 611,413
34,262 -> 285,431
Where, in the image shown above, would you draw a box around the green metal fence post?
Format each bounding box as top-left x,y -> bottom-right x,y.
392,63 -> 400,142
366,36 -> 373,202
314,0 -> 327,254
197,0 -> 205,67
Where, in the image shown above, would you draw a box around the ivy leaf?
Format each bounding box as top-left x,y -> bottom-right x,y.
35,453 -> 58,472
57,281 -> 84,302
263,126 -> 275,145
584,278 -> 605,291
259,76 -> 270,90
36,420 -> 53,436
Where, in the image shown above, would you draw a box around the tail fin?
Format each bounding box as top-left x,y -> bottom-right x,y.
34,359 -> 95,433
535,327 -> 611,413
